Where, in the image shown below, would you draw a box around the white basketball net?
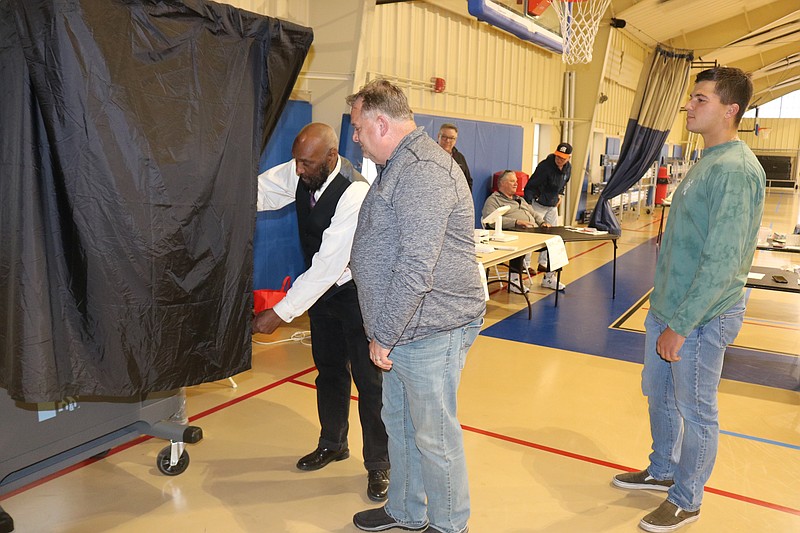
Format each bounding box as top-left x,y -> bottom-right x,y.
551,0 -> 613,64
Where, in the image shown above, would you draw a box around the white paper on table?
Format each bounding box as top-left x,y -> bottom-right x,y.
747,272 -> 765,280
478,262 -> 490,301
545,236 -> 568,271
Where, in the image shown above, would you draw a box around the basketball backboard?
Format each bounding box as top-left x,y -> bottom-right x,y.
468,0 -> 563,54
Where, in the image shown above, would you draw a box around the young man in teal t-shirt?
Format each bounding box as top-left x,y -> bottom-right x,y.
612,67 -> 765,532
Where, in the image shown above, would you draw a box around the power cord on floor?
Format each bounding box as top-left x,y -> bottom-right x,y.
252,330 -> 312,347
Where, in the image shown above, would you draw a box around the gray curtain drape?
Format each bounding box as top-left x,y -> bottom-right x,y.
589,45 -> 694,235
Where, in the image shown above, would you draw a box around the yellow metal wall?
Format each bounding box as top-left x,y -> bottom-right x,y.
221,0 -> 652,146
739,118 -> 800,157
222,0 -> 307,22
739,118 -> 800,184
368,2 -> 564,125
596,30 -> 647,139
216,0 -> 800,173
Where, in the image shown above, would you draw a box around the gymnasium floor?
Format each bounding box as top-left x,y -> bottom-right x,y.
2,190 -> 798,532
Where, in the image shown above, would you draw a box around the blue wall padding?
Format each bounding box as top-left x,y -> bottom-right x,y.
267,111 -> 524,290
340,113 -> 359,165
253,100 -> 312,290
340,113 -> 523,227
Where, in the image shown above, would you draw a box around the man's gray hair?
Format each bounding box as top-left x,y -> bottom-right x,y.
439,123 -> 458,133
346,79 -> 413,121
498,170 -> 516,183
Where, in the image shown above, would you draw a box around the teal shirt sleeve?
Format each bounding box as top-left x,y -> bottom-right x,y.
667,168 -> 761,336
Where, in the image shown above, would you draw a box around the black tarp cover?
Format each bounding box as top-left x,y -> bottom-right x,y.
0,0 -> 313,402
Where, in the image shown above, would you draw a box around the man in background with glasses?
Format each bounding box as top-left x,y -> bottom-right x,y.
437,123 -> 472,191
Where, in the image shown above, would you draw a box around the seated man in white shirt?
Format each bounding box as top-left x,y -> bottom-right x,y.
253,123 -> 389,502
482,170 -> 564,291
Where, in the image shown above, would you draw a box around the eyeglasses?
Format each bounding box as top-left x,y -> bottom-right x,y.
439,135 -> 457,141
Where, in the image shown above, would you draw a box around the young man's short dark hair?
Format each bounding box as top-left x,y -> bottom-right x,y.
695,67 -> 753,126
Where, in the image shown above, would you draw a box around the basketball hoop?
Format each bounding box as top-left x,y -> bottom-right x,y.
550,0 -> 613,64
758,127 -> 771,140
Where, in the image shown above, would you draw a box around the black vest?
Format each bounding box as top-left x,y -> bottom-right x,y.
295,173 -> 352,268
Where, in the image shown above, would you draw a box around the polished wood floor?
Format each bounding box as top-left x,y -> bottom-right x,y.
2,189 -> 798,532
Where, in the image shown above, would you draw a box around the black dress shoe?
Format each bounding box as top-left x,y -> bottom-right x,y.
296,446 -> 349,471
367,469 -> 390,502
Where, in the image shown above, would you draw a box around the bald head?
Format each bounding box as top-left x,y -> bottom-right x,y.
292,123 -> 340,191
295,123 -> 338,152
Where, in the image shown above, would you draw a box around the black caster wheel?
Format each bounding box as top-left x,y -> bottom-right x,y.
156,445 -> 190,476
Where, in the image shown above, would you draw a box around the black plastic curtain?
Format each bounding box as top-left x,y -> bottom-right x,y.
0,0 -> 312,402
589,46 -> 693,235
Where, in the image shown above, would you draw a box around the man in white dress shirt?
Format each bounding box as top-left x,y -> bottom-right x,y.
253,123 -> 389,502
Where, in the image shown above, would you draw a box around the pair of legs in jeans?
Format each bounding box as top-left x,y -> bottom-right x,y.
381,318 -> 483,533
642,296 -> 746,512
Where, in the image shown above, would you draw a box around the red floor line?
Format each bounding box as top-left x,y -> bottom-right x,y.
0,429 -> 162,501
6,368 -> 798,521
704,486 -> 800,516
461,424 -> 632,471
619,226 -> 650,232
460,423 -> 800,517
189,366 -> 318,421
620,217 -> 663,232
625,217 -> 664,232
282,379 -> 800,516
569,241 -> 608,259
624,225 -> 662,233
288,377 -> 360,402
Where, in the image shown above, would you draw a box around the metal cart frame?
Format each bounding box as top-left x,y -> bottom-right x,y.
0,389 -> 202,532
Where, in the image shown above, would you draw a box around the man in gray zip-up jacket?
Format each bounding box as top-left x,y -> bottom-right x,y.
352,129 -> 485,346
348,80 -> 484,533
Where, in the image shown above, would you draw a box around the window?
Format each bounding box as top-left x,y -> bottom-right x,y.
743,90 -> 800,119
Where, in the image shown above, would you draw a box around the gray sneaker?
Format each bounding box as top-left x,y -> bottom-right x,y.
353,506 -> 428,531
612,469 -> 674,492
639,499 -> 700,532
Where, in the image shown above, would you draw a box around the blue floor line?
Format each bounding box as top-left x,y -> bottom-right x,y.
720,430 -> 800,451
482,236 -> 800,391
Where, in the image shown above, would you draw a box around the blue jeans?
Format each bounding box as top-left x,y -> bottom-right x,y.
383,318 -> 483,533
642,297 -> 745,511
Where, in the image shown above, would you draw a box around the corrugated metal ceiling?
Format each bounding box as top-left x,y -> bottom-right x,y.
612,0 -> 800,106
611,0 -> 777,43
